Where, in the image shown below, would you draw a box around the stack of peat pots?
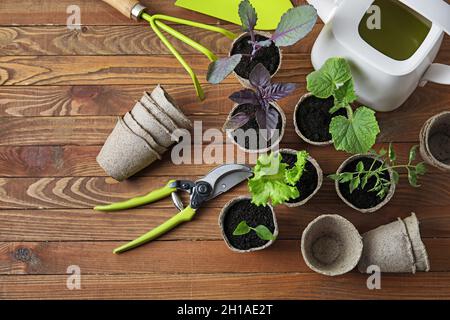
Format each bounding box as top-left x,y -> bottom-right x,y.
97,85 -> 192,181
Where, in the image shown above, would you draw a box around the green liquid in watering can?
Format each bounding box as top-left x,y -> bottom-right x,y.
358,0 -> 432,61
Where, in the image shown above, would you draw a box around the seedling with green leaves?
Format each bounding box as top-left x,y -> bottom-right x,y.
248,150 -> 309,206
233,220 -> 276,241
207,0 -> 317,84
329,144 -> 427,199
306,57 -> 380,154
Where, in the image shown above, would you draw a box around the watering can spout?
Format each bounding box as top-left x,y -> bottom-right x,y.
306,0 -> 340,23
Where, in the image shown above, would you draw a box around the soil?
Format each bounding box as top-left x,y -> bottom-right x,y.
338,157 -> 391,209
281,152 -> 318,204
230,34 -> 280,79
230,104 -> 282,151
223,198 -> 275,251
428,131 -> 450,164
295,95 -> 347,142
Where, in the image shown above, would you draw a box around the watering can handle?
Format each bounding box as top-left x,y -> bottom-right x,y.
306,0 -> 341,23
101,0 -> 146,20
420,64 -> 450,87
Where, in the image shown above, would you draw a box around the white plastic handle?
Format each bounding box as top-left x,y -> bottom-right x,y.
400,0 -> 450,34
306,0 -> 341,23
420,64 -> 450,87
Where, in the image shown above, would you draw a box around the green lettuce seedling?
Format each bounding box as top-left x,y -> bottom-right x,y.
306,57 -> 380,154
207,0 -> 317,84
248,151 -> 309,206
233,220 -> 276,241
329,144 -> 427,198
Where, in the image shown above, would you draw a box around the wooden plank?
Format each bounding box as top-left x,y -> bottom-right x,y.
0,103 -> 449,146
0,174 -> 447,210
1,273 -> 450,299
0,54 -> 310,86
0,25 -> 322,56
0,206 -> 448,242
1,81 -> 449,117
0,142 -> 442,178
0,238 -> 448,275
0,0 -> 310,26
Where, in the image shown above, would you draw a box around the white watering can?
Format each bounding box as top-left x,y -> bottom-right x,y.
307,0 -> 450,112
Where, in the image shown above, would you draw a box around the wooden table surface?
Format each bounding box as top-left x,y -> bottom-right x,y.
0,0 -> 449,300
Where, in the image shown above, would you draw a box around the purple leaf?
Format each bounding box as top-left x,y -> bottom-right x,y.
229,89 -> 259,105
223,112 -> 251,131
271,5 -> 317,47
255,105 -> 280,140
263,83 -> 296,102
207,54 -> 242,84
249,63 -> 271,89
239,0 -> 257,32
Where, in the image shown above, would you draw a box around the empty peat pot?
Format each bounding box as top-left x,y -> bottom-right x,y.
219,196 -> 278,253
230,31 -> 282,88
97,118 -> 160,182
335,154 -> 396,213
301,214 -> 363,276
358,213 -> 430,273
279,148 -> 323,207
225,102 -> 286,153
419,111 -> 450,172
293,93 -> 347,146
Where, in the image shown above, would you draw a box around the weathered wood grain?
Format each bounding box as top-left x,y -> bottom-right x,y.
1,273 -> 450,299
0,238 -> 448,275
1,82 -> 449,117
0,25 -> 322,56
0,142 -> 441,178
0,174 -> 447,210
0,205 -> 448,242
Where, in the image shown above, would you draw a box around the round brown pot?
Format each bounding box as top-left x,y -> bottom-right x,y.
225,102 -> 286,154
219,196 -> 278,253
293,93 -> 333,146
335,154 -> 396,213
301,214 -> 363,276
230,31 -> 282,88
419,111 -> 450,172
278,148 -> 323,207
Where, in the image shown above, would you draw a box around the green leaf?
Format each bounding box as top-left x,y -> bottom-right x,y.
349,176 -> 361,193
339,172 -> 354,183
361,174 -> 369,189
407,168 -> 420,187
334,79 -> 357,106
392,170 -> 400,184
356,161 -> 364,173
329,104 -> 344,114
272,5 -> 317,47
328,173 -> 340,181
207,54 -> 242,84
388,143 -> 396,162
253,225 -> 276,241
248,153 -> 299,206
238,0 -> 257,32
329,106 -> 380,154
378,148 -> 387,156
285,151 -> 309,185
233,221 -> 251,236
306,57 -> 353,99
416,162 -> 427,175
409,145 -> 419,164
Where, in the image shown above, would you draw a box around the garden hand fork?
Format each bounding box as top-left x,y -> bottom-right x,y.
101,0 -> 237,100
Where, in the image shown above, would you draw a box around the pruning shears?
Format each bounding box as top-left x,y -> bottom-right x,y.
94,164 -> 252,254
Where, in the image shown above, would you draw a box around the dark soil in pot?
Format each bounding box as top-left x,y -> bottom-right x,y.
338,157 -> 390,209
231,34 -> 280,80
281,152 -> 318,203
230,104 -> 282,151
295,95 -> 346,142
222,198 -> 275,251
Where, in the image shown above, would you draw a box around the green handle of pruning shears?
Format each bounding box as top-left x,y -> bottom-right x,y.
93,180 -> 177,212
113,206 -> 197,254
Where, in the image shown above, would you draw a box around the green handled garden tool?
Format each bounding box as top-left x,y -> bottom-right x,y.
101,0 -> 238,100
94,164 -> 252,254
